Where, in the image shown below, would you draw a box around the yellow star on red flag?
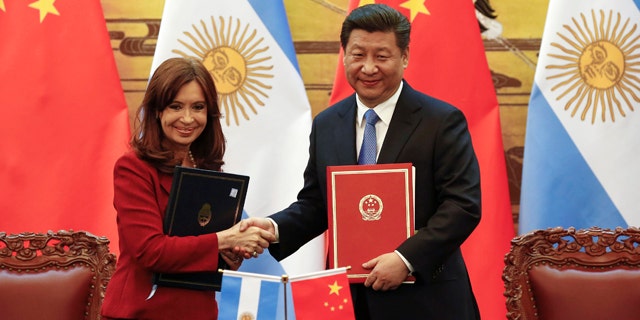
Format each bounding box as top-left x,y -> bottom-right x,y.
357,0 -> 376,6
400,0 -> 430,22
28,0 -> 59,23
328,280 -> 343,295
356,1 -> 430,22
0,0 -> 6,12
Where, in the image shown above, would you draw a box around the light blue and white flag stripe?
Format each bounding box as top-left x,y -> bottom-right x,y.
519,0 -> 640,234
218,270 -> 283,320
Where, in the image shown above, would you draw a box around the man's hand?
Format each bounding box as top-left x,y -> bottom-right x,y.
218,221 -> 276,260
238,217 -> 275,234
233,217 -> 276,259
362,252 -> 410,291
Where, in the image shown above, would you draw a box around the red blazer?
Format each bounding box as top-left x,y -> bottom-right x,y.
101,151 -> 220,320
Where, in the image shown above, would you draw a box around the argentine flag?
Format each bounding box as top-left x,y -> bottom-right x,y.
151,0 -> 324,317
218,270 -> 283,320
519,0 -> 640,234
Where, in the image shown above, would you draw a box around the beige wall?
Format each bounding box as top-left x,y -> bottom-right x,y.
102,0 -> 550,226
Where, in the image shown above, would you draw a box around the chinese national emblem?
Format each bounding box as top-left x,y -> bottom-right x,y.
359,194 -> 383,221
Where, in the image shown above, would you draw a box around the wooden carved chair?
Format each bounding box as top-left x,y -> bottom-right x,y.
0,230 -> 116,320
503,226 -> 640,320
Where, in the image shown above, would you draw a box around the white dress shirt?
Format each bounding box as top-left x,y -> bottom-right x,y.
355,81 -> 402,163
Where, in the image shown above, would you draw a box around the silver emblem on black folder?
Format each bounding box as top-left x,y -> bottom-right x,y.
198,203 -> 212,227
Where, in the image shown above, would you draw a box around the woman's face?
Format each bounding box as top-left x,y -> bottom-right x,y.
158,80 -> 208,151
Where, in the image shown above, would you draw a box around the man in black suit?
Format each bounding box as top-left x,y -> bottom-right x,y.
240,4 -> 481,319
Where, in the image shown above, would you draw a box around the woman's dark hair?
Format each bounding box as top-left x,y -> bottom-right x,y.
340,3 -> 411,51
131,57 -> 225,173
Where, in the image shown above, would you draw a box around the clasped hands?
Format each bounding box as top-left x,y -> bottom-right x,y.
218,217 -> 275,270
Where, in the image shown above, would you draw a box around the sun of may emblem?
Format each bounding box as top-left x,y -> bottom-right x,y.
545,9 -> 640,124
173,16 -> 274,126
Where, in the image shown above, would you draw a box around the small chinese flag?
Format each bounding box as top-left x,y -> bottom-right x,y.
289,267 -> 355,320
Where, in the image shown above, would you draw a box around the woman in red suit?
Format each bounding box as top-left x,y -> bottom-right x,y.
101,57 -> 274,320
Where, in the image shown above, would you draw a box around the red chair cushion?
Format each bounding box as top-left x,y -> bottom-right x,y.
0,266 -> 93,320
529,265 -> 640,320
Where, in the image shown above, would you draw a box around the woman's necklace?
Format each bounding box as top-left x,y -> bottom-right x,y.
188,150 -> 197,168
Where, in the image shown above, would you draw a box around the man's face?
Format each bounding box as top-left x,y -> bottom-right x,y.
343,29 -> 408,108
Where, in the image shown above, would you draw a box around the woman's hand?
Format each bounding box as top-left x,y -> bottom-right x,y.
220,249 -> 242,270
217,222 -> 276,259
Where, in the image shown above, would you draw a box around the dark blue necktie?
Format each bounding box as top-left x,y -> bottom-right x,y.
358,109 -> 380,165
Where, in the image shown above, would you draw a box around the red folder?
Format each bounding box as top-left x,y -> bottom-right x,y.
327,163 -> 415,283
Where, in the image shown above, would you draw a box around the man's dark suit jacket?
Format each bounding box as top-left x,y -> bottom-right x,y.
269,81 -> 481,319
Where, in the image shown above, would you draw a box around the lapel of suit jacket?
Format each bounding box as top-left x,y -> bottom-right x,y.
378,81 -> 422,164
331,96 -> 359,165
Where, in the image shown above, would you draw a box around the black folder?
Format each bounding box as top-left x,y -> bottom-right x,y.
154,166 -> 249,291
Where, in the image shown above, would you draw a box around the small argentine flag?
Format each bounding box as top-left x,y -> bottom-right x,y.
218,270 -> 284,320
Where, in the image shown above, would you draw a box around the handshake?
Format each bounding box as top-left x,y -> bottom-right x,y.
217,217 -> 275,270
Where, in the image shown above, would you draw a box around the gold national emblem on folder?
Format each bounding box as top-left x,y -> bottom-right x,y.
198,203 -> 212,227
359,194 -> 383,221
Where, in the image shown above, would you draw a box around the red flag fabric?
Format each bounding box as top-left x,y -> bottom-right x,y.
289,268 -> 355,320
0,0 -> 129,252
330,1 -> 514,319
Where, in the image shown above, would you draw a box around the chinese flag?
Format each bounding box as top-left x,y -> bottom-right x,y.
330,1 -> 514,319
0,0 -> 129,252
290,268 -> 355,320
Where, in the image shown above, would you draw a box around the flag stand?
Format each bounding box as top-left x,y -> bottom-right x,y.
282,275 -> 289,320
